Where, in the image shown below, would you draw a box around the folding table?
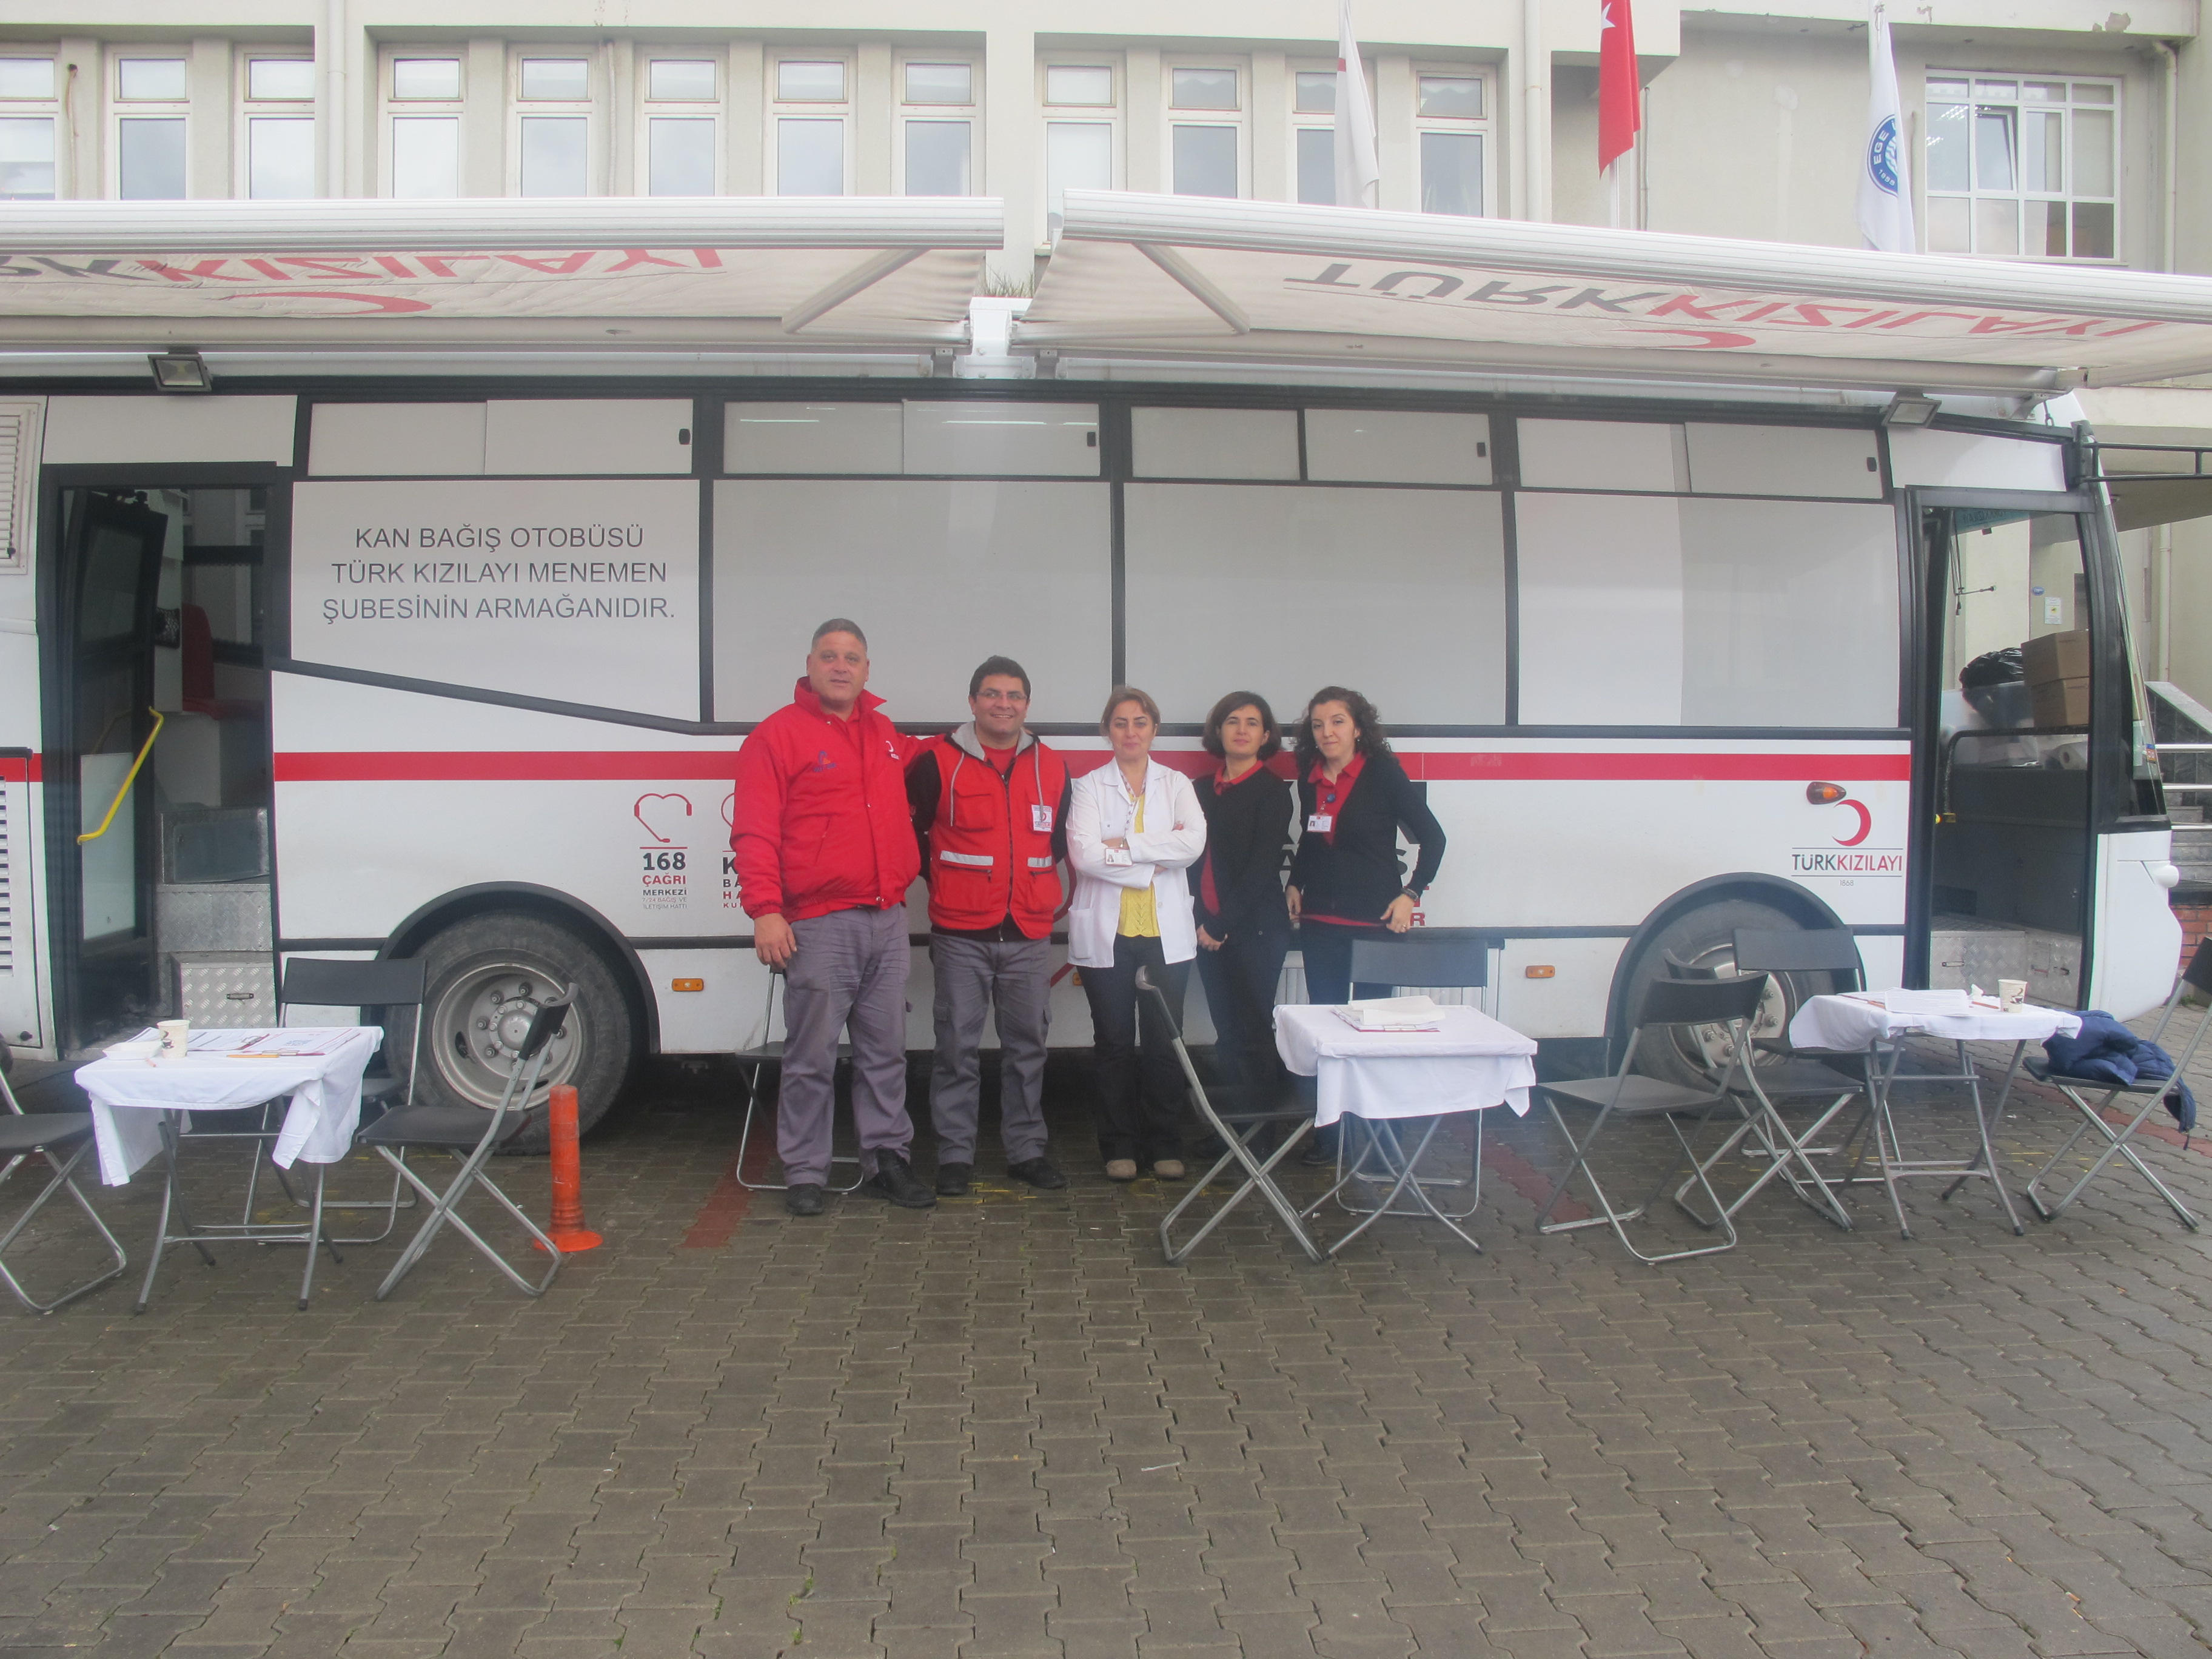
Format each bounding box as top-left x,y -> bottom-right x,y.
1786,994 -> 2080,1237
74,1026 -> 381,1310
1275,1004 -> 1537,1255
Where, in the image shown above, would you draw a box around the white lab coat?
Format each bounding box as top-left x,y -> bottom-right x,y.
1065,760 -> 1208,968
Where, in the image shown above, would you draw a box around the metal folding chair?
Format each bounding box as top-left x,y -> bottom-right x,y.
732,969 -> 863,1193
0,1061 -> 127,1313
2022,936 -> 2212,1231
1144,970 -> 1324,1265
1535,974 -> 1771,1263
252,956 -> 427,1244
361,988 -> 572,1301
1327,934 -> 1493,1221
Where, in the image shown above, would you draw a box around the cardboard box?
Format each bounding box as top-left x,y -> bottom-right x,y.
2022,628 -> 2091,685
2031,675 -> 2090,728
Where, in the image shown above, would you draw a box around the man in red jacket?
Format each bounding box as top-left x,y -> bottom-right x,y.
906,656 -> 1073,1198
731,618 -> 932,1215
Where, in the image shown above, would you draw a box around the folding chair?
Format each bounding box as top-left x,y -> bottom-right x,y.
1534,974 -> 1771,1262
1144,969 -> 1324,1265
0,1062 -> 127,1313
361,988 -> 572,1301
248,956 -> 427,1244
2022,936 -> 2212,1231
1330,934 -> 1493,1221
732,969 -> 863,1193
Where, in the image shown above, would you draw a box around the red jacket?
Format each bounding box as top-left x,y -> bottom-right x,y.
730,679 -> 920,922
908,726 -> 1069,939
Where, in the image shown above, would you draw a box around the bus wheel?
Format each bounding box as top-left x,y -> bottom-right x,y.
412,911 -> 635,1151
1620,900 -> 1818,1089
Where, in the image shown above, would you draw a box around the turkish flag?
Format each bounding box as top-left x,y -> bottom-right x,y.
1598,0 -> 1641,173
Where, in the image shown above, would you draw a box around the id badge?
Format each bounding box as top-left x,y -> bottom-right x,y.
1307,813 -> 1334,833
1031,803 -> 1055,833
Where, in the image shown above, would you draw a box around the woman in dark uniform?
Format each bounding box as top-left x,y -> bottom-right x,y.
1191,691 -> 1295,1107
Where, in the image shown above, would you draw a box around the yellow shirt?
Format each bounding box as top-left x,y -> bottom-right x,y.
1116,787 -> 1160,937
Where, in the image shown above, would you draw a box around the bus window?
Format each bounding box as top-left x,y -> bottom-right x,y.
1929,509 -> 2093,1004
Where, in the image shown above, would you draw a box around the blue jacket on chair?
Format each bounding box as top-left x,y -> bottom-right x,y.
2042,1011 -> 2197,1132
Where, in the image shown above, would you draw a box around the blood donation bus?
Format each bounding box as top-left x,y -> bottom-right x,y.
2,191 -> 2205,1136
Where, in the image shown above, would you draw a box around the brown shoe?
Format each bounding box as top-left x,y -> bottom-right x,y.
1104,1158 -> 1139,1182
1152,1159 -> 1186,1181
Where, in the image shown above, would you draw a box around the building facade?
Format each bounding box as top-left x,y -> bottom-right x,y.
1,0 -> 2207,699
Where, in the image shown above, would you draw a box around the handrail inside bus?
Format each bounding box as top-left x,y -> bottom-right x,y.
76,708 -> 164,845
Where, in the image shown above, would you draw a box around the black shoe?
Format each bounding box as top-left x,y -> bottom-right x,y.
935,1161 -> 973,1197
1298,1136 -> 1337,1167
785,1182 -> 825,1216
1006,1156 -> 1068,1190
866,1153 -> 937,1209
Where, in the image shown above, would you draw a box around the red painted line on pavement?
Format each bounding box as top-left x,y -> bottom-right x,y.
679,1111 -> 776,1247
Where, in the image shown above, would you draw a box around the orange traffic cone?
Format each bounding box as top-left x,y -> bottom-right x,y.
545,1083 -> 603,1252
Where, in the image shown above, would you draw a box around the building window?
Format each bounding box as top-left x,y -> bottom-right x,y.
772,56 -> 851,195
1039,58 -> 1118,236
115,56 -> 189,199
1925,76 -> 2117,259
385,55 -> 461,197
643,55 -> 719,195
1292,66 -> 1337,204
1168,62 -> 1243,198
515,56 -> 591,196
0,55 -> 59,200
242,55 -> 315,199
900,59 -> 976,196
1414,70 -> 1488,216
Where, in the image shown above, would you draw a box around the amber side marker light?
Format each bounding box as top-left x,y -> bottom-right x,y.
1524,965 -> 1556,979
1806,782 -> 1847,805
671,977 -> 705,993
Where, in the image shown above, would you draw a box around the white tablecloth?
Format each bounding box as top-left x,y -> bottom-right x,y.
1275,1004 -> 1538,1128
73,1027 -> 382,1186
1788,994 -> 2081,1052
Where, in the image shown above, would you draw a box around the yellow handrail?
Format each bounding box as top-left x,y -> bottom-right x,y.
76,707 -> 164,844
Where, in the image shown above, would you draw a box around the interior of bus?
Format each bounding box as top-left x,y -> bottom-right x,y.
52,483 -> 274,1053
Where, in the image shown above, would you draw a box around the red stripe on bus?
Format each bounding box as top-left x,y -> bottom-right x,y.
0,755 -> 32,783
273,749 -> 1909,784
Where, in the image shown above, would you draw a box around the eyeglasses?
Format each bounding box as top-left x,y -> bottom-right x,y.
975,690 -> 1029,703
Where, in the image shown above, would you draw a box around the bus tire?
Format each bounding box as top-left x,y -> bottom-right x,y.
1618,899 -> 1829,1089
410,910 -> 634,1151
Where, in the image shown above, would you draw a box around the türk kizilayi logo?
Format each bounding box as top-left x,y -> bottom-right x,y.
1795,783 -> 1902,878
1868,116 -> 1902,196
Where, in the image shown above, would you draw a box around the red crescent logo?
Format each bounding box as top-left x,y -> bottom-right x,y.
1834,800 -> 1872,846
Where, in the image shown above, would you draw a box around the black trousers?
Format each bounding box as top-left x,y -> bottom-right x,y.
1296,919 -> 1393,1007
1081,934 -> 1191,1164
1196,927 -> 1290,1108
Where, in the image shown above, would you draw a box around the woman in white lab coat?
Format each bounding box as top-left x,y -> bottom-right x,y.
1067,686 -> 1208,1182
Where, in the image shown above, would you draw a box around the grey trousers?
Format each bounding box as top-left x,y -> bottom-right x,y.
779,905 -> 913,1185
928,933 -> 1053,1165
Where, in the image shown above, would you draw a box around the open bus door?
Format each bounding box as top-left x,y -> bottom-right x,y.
1909,490 -> 2136,1008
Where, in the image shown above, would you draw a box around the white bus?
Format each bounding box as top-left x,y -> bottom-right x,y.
2,193 -> 2204,1135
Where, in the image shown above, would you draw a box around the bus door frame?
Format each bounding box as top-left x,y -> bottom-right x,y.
1900,483 -> 2128,1000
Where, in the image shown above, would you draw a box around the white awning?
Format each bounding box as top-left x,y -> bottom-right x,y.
0,197 -> 1001,350
1020,193 -> 2212,394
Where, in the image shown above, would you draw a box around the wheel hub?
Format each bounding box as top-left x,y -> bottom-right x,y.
433,967 -> 580,1110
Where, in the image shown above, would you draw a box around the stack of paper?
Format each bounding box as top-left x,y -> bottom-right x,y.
1880,988 -> 1974,1016
1332,995 -> 1444,1033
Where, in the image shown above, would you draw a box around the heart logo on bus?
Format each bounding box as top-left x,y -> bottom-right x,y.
634,793 -> 694,846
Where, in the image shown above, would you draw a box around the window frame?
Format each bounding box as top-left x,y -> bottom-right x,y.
0,48 -> 63,201
1410,62 -> 1494,219
1287,56 -> 1376,206
1922,70 -> 2122,263
1163,55 -> 1249,201
768,49 -> 856,196
509,49 -> 598,198
110,49 -> 191,201
894,51 -> 980,198
380,47 -> 464,199
636,48 -> 725,197
1037,52 -> 1124,239
236,50 -> 318,201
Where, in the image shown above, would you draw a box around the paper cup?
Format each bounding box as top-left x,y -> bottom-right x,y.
156,1019 -> 190,1061
1997,979 -> 2027,1011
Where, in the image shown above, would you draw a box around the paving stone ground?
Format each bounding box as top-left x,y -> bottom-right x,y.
4,1010 -> 2212,1659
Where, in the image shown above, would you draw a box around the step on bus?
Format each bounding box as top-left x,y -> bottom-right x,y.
0,193 -> 2201,1138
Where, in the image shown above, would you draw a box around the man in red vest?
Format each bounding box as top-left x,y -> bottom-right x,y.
731,618 -> 933,1216
906,655 -> 1073,1196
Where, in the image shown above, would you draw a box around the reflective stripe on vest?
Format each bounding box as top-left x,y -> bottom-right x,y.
940,850 -> 994,867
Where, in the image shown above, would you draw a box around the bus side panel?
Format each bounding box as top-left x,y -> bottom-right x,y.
2090,828 -> 2183,1020
0,565 -> 50,1056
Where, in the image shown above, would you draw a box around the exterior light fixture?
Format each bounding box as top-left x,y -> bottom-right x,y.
147,350 -> 213,392
1882,392 -> 1940,427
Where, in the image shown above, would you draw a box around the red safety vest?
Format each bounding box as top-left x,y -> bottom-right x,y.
923,727 -> 1067,938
